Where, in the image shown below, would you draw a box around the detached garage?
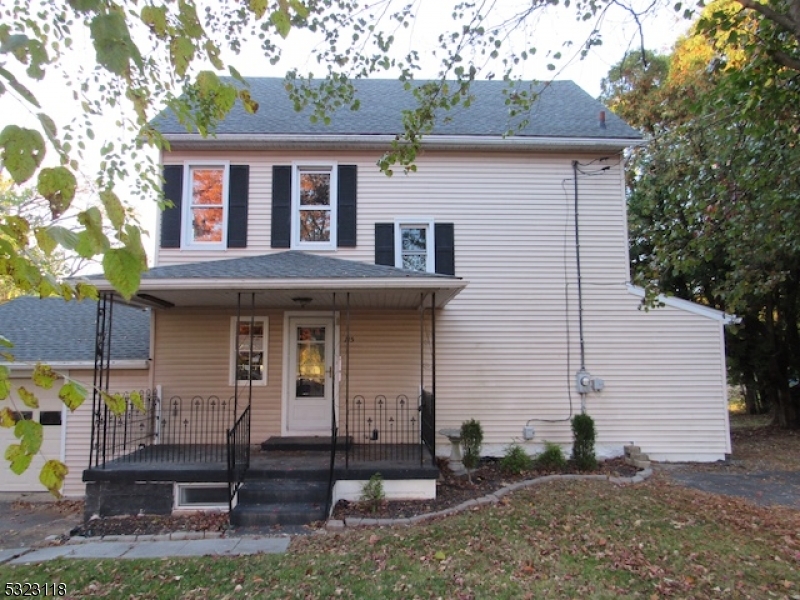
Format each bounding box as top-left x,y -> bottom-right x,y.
0,297 -> 151,495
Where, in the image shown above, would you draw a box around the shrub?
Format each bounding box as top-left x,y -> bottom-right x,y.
535,441 -> 567,471
360,472 -> 385,513
500,442 -> 533,475
571,413 -> 597,471
460,419 -> 483,482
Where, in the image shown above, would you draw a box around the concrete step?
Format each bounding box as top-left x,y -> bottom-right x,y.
238,479 -> 328,504
623,445 -> 641,456
230,502 -> 327,527
260,436 -> 352,452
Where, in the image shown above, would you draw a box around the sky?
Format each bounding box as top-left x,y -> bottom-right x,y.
2,1 -> 691,264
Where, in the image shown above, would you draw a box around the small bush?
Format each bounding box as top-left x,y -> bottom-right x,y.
535,441 -> 567,471
571,413 -> 597,471
460,419 -> 484,482
360,472 -> 385,513
500,443 -> 533,475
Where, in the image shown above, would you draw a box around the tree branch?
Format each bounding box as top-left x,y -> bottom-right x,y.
771,49 -> 800,72
735,0 -> 800,40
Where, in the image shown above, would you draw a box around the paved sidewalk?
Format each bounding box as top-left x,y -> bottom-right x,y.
3,535 -> 290,565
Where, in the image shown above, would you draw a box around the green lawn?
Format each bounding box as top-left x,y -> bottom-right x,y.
3,477 -> 799,599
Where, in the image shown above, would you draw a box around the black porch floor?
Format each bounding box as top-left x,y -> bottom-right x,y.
83,443 -> 439,484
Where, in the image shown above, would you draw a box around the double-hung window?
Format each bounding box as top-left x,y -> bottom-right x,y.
292,163 -> 337,250
230,317 -> 268,385
183,162 -> 229,249
395,220 -> 435,273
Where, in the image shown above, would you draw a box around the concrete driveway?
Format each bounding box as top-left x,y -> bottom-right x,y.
0,493 -> 82,550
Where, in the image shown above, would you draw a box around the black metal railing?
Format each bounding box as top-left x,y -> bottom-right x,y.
227,405 -> 251,514
348,394 -> 423,463
420,389 -> 435,464
90,389 -> 159,467
90,392 -> 238,466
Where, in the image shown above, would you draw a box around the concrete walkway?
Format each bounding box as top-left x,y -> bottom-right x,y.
2,534 -> 290,565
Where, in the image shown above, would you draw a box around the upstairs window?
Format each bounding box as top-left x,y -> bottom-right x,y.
184,163 -> 229,249
395,221 -> 435,273
293,164 -> 337,250
230,317 -> 269,386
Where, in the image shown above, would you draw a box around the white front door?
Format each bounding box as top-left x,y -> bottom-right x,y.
286,316 -> 335,433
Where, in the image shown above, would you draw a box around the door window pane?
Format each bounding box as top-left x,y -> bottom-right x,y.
296,327 -> 326,397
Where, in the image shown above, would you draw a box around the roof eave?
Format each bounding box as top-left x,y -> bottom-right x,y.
161,133 -> 641,153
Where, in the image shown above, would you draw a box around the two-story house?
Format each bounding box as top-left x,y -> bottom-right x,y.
74,78 -> 731,524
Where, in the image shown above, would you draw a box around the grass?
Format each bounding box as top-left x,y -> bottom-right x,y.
3,477 -> 799,599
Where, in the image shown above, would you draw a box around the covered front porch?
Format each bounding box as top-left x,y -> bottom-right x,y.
84,252 -> 466,524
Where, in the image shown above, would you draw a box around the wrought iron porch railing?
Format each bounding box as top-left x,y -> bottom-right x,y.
90,392 -> 238,466
227,405 -> 251,513
347,393 -> 434,464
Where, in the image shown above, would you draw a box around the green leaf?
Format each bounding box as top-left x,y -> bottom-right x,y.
2,215 -> 31,245
46,225 -> 80,251
270,10 -> 292,38
15,418 -> 43,454
68,0 -> 102,12
32,363 -> 58,389
0,125 -> 45,183
140,5 -> 168,38
58,381 -> 86,411
75,282 -> 98,301
129,390 -> 144,412
0,66 -> 40,108
0,365 -> 10,400
5,444 -> 33,475
289,0 -> 310,19
249,0 -> 268,19
101,391 -> 126,416
37,166 -> 77,218
34,226 -> 57,255
178,0 -> 203,38
0,336 -> 12,348
76,207 -> 110,256
40,459 -> 68,497
170,36 -> 195,78
0,407 -> 16,428
17,386 -> 38,409
90,11 -> 140,76
100,189 -> 125,230
102,247 -> 142,299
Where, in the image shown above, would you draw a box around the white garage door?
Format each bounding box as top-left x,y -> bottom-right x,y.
0,379 -> 64,492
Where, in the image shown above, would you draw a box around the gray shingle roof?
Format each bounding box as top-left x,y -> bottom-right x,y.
134,251 -> 458,281
0,296 -> 150,363
153,78 -> 639,140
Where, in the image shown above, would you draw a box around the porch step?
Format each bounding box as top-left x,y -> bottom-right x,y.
230,502 -> 327,527
260,436 -> 352,452
238,479 -> 327,504
230,477 -> 330,528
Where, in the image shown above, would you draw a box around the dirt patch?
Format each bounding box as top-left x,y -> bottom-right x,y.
331,456 -> 638,520
71,512 -> 230,538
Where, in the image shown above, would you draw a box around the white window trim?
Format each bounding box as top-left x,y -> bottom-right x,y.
182,160 -> 230,250
394,218 -> 435,273
229,316 -> 269,386
291,161 -> 338,251
174,483 -> 229,511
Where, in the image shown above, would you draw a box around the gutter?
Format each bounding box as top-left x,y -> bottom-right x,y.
2,360 -> 150,371
626,284 -> 738,324
161,133 -> 642,153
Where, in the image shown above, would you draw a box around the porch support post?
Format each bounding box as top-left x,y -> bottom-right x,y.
431,293 -> 436,467
419,292 -> 424,466
248,292 -> 255,412
234,293 -> 241,417
89,293 -> 113,468
345,292 -> 351,469
331,292 -> 337,439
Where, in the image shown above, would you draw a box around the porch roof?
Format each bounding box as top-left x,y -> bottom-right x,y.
89,251 -> 467,310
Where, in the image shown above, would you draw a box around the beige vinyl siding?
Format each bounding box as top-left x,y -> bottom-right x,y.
62,369 -> 150,497
153,148 -> 729,461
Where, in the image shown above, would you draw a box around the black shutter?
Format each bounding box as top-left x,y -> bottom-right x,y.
337,165 -> 357,247
434,223 -> 455,275
271,165 -> 292,248
375,223 -> 395,267
160,165 -> 183,248
227,165 -> 249,248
